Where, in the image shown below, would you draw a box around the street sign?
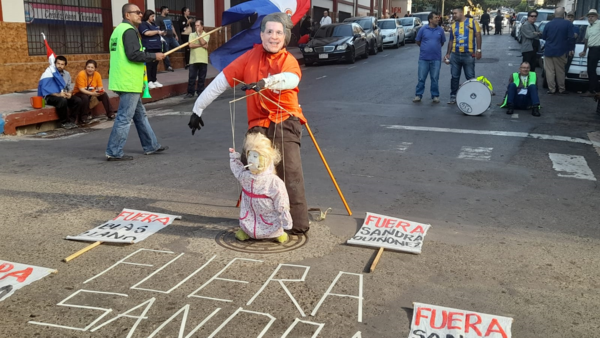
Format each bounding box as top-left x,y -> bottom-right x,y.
409,302 -> 513,338
0,261 -> 56,301
66,209 -> 181,244
347,212 -> 430,254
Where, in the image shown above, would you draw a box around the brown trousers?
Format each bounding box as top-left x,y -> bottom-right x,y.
243,117 -> 310,233
74,92 -> 114,121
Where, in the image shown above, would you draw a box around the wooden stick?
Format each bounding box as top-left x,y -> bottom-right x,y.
255,91 -> 353,216
370,247 -> 384,273
164,26 -> 222,56
63,241 -> 102,263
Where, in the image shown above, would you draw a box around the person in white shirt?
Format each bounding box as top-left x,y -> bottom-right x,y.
320,11 -> 332,25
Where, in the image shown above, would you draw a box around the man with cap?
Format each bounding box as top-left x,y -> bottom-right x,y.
188,12 -> 310,235
579,9 -> 600,95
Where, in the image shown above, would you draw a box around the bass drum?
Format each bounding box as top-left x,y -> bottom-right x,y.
456,79 -> 492,116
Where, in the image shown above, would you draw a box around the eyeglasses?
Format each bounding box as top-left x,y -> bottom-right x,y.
529,15 -> 537,17
128,10 -> 143,15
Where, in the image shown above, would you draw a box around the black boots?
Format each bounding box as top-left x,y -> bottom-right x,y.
532,106 -> 540,117
506,105 -> 514,115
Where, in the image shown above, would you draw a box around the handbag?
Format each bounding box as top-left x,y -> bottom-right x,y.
182,23 -> 192,35
89,96 -> 99,109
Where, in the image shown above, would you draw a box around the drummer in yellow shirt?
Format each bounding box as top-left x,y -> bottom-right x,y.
185,20 -> 210,98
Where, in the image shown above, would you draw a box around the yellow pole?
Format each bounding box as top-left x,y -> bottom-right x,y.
63,241 -> 102,262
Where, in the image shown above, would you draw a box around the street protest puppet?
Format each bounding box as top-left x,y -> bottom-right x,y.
229,133 -> 292,243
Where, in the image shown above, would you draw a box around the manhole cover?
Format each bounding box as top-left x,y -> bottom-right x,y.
477,58 -> 500,63
215,228 -> 308,254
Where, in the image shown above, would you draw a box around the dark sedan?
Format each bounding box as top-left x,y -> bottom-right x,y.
301,23 -> 369,66
343,16 -> 383,55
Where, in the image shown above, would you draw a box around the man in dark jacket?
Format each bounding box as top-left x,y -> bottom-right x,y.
494,10 -> 503,34
542,7 -> 574,94
481,10 -> 491,35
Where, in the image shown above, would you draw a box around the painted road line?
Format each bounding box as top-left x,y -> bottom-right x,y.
381,54 -> 389,57
397,142 -> 413,152
458,146 -> 493,161
588,131 -> 600,157
382,125 -> 600,147
508,63 -> 513,66
548,153 -> 596,181
348,66 -> 357,69
316,76 -> 327,80
511,114 -> 519,119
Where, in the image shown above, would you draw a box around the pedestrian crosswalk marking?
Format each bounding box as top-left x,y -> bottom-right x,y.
458,146 -> 493,161
397,142 -> 412,152
548,153 -> 596,181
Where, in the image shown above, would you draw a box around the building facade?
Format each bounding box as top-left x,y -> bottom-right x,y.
0,0 -> 386,94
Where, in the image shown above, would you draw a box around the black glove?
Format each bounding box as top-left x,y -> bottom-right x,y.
188,113 -> 204,135
241,79 -> 266,92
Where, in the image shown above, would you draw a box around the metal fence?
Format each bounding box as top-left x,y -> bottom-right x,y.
25,0 -> 111,55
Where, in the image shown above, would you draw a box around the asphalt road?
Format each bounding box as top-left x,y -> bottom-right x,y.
1,33 -> 600,338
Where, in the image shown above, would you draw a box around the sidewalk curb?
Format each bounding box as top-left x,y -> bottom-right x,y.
1,54 -> 303,135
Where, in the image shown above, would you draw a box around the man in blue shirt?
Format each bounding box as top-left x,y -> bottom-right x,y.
542,7 -> 574,94
413,11 -> 446,103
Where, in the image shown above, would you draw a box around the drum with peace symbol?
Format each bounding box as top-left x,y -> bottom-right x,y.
456,79 -> 492,116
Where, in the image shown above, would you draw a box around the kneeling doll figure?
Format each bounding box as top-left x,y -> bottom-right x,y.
229,133 -> 292,243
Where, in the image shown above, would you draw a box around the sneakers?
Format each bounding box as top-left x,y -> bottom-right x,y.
106,155 -> 134,161
148,82 -> 156,89
61,122 -> 78,129
153,81 -> 163,88
275,233 -> 289,243
447,97 -> 456,104
144,145 -> 169,155
506,105 -> 514,115
413,96 -> 422,102
184,93 -> 194,99
432,97 -> 440,103
167,67 -> 174,72
532,106 -> 541,116
235,229 -> 250,241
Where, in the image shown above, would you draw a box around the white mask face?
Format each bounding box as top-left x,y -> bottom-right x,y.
247,150 -> 262,173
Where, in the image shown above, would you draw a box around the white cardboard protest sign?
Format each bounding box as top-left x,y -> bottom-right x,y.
66,209 -> 181,244
409,303 -> 513,338
347,212 -> 431,254
0,261 -> 56,301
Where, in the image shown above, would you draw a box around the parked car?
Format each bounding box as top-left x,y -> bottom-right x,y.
511,12 -> 528,38
301,23 -> 369,66
536,20 -> 549,62
377,19 -> 405,48
343,16 -> 383,54
397,17 -> 423,42
412,11 -> 431,26
541,20 -> 599,89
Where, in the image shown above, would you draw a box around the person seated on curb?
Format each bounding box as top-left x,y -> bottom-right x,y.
38,55 -> 82,129
73,59 -> 115,123
500,61 -> 541,116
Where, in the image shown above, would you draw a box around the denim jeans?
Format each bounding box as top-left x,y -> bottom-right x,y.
506,83 -> 540,109
162,36 -> 180,69
415,59 -> 441,98
105,92 -> 161,158
450,52 -> 476,97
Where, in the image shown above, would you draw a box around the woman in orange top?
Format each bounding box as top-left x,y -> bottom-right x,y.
73,59 -> 115,123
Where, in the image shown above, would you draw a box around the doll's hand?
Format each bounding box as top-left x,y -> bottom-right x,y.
188,113 -> 204,135
240,79 -> 266,92
229,148 -> 235,153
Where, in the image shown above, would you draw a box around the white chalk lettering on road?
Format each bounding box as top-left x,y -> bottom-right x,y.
383,125 -> 600,147
458,146 -> 493,161
549,153 -> 597,181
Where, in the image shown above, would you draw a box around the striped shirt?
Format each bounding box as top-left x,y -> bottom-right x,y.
449,18 -> 479,53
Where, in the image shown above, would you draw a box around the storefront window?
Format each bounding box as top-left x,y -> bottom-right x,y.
25,0 -> 112,55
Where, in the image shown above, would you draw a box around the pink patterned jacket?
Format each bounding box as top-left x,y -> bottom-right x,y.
230,152 -> 293,239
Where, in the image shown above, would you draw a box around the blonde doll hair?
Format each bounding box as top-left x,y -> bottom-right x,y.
244,133 -> 281,172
